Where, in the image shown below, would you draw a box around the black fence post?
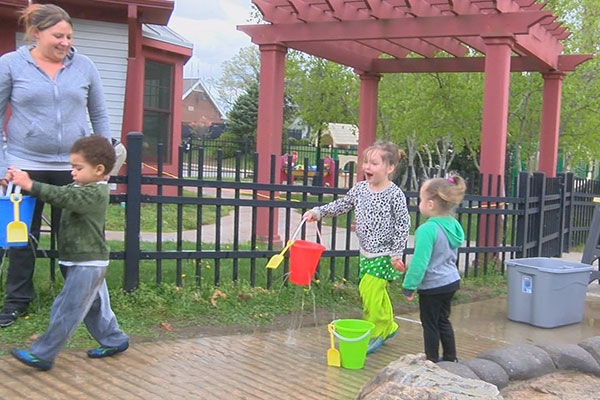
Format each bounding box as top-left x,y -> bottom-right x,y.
515,171 -> 530,258
582,200 -> 600,264
124,131 -> 143,291
533,172 -> 546,257
563,172 -> 573,252
557,172 -> 566,256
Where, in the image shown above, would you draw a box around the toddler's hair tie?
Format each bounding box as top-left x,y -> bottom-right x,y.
448,177 -> 455,183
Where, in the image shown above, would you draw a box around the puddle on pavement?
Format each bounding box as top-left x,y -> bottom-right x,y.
282,279 -> 335,346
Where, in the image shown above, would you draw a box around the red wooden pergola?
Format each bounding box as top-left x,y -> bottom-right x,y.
239,0 -> 592,240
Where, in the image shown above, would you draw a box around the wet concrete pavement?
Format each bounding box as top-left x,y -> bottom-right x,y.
2,253 -> 600,399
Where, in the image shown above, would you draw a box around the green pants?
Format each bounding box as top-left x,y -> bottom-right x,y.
359,273 -> 398,339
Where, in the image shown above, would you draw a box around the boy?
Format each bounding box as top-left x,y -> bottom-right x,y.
9,134 -> 129,371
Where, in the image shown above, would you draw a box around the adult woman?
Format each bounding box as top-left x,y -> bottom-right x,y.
0,3 -> 111,327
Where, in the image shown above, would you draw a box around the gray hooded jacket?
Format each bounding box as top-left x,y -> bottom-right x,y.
0,45 -> 110,169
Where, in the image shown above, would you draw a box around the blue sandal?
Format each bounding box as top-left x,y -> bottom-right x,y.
11,349 -> 53,371
87,342 -> 129,358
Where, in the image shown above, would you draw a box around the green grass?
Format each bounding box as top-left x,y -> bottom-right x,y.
0,240 -> 507,355
5,190 -> 510,356
104,187 -> 233,232
105,203 -> 233,232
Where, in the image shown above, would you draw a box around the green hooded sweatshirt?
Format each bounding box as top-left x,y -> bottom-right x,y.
402,216 -> 464,296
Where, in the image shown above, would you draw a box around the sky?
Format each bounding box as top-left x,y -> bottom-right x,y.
167,0 -> 254,85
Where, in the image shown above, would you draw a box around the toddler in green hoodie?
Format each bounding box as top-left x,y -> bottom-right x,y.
402,173 -> 466,363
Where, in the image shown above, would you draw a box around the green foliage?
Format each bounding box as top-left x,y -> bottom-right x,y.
548,0 -> 600,171
214,46 -> 260,110
224,82 -> 259,146
105,194 -> 233,232
0,248 -> 506,355
219,1 -> 600,178
286,54 -> 359,135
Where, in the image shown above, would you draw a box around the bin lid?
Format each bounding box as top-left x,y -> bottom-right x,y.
505,257 -> 593,274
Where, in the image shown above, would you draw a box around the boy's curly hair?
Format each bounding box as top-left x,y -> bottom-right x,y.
70,135 -> 116,174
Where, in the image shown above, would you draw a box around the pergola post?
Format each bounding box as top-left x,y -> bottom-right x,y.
538,71 -> 565,177
479,36 -> 513,255
256,43 -> 287,241
357,72 -> 381,181
479,36 -> 514,186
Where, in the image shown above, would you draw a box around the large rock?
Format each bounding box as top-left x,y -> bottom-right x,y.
462,357 -> 509,389
437,361 -> 480,380
579,336 -> 600,366
356,354 -> 502,400
477,343 -> 555,380
538,343 -> 600,376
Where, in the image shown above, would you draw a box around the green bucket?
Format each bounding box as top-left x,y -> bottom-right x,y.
331,319 -> 374,369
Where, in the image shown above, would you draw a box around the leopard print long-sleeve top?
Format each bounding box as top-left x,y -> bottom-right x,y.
312,180 -> 410,258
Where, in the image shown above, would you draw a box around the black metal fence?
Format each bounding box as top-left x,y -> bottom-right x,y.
108,132 -> 598,291
13,132 -> 600,292
180,137 -> 357,181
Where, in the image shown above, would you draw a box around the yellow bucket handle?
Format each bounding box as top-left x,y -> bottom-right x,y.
10,192 -> 21,221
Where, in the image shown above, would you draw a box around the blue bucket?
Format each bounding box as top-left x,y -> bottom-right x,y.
0,195 -> 36,247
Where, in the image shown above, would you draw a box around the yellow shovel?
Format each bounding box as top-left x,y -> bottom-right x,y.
7,188 -> 28,243
327,324 -> 341,367
266,217 -> 307,269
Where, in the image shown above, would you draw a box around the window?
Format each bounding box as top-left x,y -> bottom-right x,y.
143,60 -> 172,163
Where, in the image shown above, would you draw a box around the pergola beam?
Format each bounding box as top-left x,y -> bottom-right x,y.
390,38 -> 437,58
512,20 -> 563,69
238,11 -> 553,44
371,54 -> 592,73
424,37 -> 469,57
254,0 -> 297,23
362,0 -> 397,18
286,41 -> 374,70
358,39 -> 410,59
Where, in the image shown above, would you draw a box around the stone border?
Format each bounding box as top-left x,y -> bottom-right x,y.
437,336 -> 600,389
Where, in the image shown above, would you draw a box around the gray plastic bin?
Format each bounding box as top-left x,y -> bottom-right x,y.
505,257 -> 592,328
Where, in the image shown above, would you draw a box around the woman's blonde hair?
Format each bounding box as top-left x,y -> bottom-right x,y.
361,141 -> 405,168
19,4 -> 72,41
421,173 -> 467,213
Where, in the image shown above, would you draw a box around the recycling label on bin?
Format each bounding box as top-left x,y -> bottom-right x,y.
521,276 -> 532,294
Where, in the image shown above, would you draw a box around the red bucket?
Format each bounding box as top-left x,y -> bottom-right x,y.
289,239 -> 326,285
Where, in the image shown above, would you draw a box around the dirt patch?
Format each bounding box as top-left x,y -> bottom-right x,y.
141,288 -> 484,341
146,308 -> 364,340
500,371 -> 600,399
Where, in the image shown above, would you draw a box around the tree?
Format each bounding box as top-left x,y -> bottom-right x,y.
213,46 -> 261,110
378,68 -> 483,186
221,82 -> 259,154
550,0 -> 600,173
286,55 -> 359,141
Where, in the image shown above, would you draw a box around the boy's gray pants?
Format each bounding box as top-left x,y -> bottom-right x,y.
29,265 -> 129,361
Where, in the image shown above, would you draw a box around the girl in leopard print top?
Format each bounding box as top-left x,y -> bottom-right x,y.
304,141 -> 410,355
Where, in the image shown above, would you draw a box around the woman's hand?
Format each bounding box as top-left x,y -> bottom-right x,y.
9,168 -> 33,192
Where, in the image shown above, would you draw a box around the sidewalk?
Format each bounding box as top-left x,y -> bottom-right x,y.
2,259 -> 600,399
